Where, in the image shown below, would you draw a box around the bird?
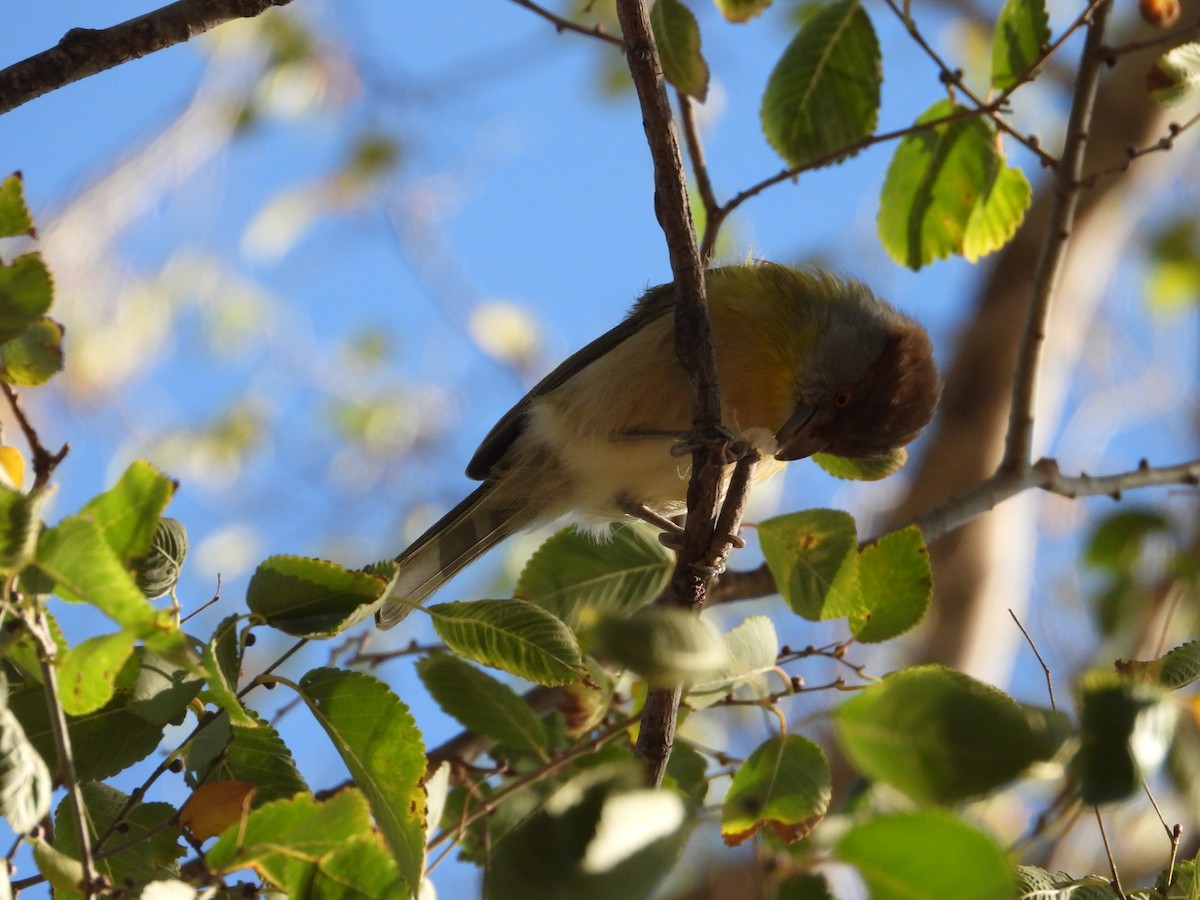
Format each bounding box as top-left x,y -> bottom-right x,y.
376,261 -> 939,629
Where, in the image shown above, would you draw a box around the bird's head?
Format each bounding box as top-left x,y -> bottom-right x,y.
774,314 -> 939,462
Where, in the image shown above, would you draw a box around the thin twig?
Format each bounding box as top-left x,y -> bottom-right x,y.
1094,806 -> 1127,899
676,91 -> 720,262
704,104 -> 1012,257
426,712 -> 641,852
1142,781 -> 1181,887
26,607 -> 98,896
1,384 -> 68,489
0,0 -> 297,116
1009,609 -> 1055,711
705,455 -> 1200,605
1002,0 -> 1113,472
879,0 -> 1056,167
1085,111 -> 1200,186
507,0 -> 625,47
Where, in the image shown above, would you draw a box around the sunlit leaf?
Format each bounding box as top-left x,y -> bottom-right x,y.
852,526 -> 931,643
837,811 -> 1015,898
206,790 -> 403,897
180,780 -> 257,842
758,509 -> 863,620
880,100 -> 1028,269
1117,640 -> 1200,690
0,174 -> 34,239
0,483 -> 51,575
591,606 -> 726,687
813,448 -> 906,481
722,734 -> 830,846
686,615 -> 778,709
246,555 -> 397,637
57,632 -> 137,716
0,255 -> 52,344
714,0 -> 772,21
79,460 -> 176,565
1148,42 -> 1200,107
0,317 -> 63,386
0,675 -> 50,834
185,708 -> 307,804
760,0 -> 881,167
428,599 -> 584,685
991,0 -> 1049,90
297,668 -> 426,891
835,665 -> 1051,803
518,524 -> 672,628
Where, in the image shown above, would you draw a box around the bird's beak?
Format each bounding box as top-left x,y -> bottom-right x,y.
774,404 -> 828,461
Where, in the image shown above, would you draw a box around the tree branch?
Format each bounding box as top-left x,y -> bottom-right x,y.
507,0 -> 625,47
0,0 -> 296,116
613,0 -> 730,789
710,455 -> 1200,605
1002,0 -> 1113,472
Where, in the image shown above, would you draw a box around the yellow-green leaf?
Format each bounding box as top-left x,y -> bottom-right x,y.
651,0 -> 709,100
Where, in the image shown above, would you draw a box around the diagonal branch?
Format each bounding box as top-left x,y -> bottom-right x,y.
613,0 -> 731,788
0,0 -> 296,116
1002,0 -> 1114,472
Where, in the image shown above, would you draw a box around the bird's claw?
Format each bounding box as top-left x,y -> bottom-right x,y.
670,425 -> 748,465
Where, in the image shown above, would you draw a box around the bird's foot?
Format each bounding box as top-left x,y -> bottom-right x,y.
669,425 -> 748,465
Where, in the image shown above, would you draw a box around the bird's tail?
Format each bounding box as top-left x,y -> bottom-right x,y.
376,483 -> 525,629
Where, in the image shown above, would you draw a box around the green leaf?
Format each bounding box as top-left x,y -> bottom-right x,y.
0,174 -> 34,239
1014,865 -> 1120,898
34,514 -> 185,657
8,668 -> 171,782
1149,43 -> 1200,107
760,0 -> 881,167
686,615 -> 779,709
517,525 -> 672,629
714,0 -> 773,21
199,614 -> 254,726
1072,671 -> 1170,804
0,675 -> 51,834
721,734 -> 830,846
835,664 -> 1051,803
852,526 -> 932,643
32,838 -> 84,895
417,653 -> 548,756
132,517 -> 188,598
758,509 -> 863,620
127,647 -> 205,726
879,100 -> 1028,270
185,709 -> 307,804
206,790 -> 403,897
246,555 -> 397,637
485,766 -> 690,900
297,668 -> 427,892
0,483 -> 51,575
991,0 -> 1049,90
0,317 -> 63,386
650,0 -> 708,100
813,448 -> 906,481
962,163 -> 1032,263
837,811 -> 1015,899
591,606 -> 726,687
81,459 -> 176,565
0,254 -> 53,344
1117,640 -> 1200,690
56,784 -> 184,894
57,631 -> 137,715
1085,508 -> 1171,572
429,599 -> 584,685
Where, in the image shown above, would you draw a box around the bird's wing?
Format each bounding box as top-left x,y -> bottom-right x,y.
465,283 -> 676,480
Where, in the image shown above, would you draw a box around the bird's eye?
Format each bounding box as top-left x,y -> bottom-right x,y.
833,388 -> 854,409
